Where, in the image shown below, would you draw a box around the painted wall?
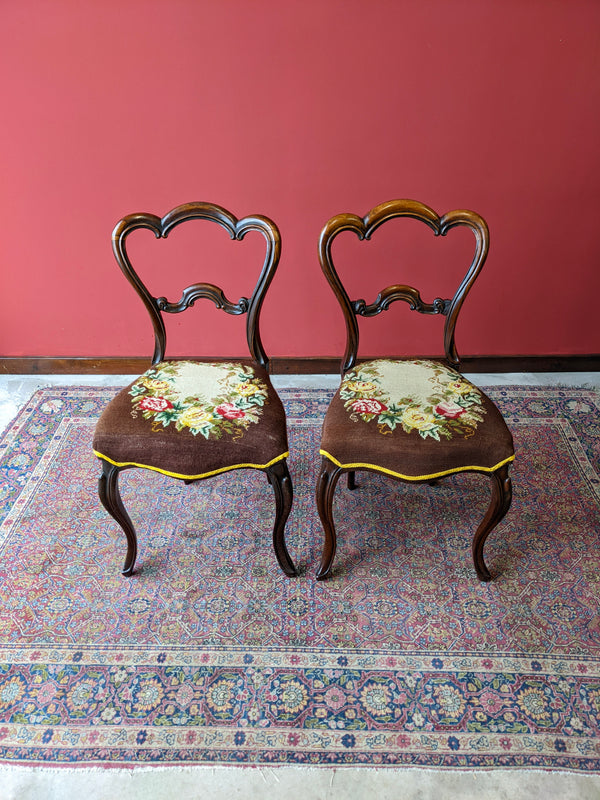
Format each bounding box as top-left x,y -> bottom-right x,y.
2,0 -> 599,361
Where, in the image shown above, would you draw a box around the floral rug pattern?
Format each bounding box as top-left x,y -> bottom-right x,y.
0,386 -> 599,769
339,360 -> 487,440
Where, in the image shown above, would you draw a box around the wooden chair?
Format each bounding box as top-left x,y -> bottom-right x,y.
315,199 -> 515,581
93,202 -> 296,577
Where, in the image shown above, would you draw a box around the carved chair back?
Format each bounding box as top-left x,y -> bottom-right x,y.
318,199 -> 489,375
111,202 -> 281,369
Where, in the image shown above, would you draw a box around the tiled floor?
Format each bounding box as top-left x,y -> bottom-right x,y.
1,372 -> 599,799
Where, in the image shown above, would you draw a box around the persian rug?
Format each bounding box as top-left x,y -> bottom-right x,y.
0,385 -> 599,771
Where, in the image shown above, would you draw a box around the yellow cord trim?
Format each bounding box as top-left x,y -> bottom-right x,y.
319,449 -> 515,482
93,450 -> 289,481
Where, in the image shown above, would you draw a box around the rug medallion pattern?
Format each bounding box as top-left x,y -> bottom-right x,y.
0,386 -> 599,769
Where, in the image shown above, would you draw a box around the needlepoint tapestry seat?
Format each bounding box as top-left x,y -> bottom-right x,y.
92,202 -> 296,579
94,360 -> 288,479
321,358 -> 514,481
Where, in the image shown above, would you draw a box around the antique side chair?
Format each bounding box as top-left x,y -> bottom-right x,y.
316,199 -> 515,581
93,202 -> 296,577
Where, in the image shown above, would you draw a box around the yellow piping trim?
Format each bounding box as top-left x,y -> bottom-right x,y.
93,450 -> 289,481
319,449 -> 515,482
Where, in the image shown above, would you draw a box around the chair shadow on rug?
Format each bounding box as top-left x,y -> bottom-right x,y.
315,199 -> 515,582
93,202 -> 296,578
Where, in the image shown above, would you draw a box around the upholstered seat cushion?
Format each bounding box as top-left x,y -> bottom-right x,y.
93,360 -> 289,479
320,359 -> 514,480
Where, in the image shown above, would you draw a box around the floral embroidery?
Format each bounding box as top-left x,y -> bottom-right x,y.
138,397 -> 173,413
129,361 -> 269,440
339,359 -> 486,441
352,398 -> 388,415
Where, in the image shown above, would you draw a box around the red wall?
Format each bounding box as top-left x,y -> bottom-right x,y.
2,0 -> 599,360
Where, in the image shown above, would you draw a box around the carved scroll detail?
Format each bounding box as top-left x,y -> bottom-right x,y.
156,283 -> 249,315
353,286 -> 451,317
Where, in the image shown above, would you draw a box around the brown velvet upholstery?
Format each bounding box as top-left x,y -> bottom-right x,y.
315,200 -> 515,582
320,359 -> 514,481
93,203 -> 296,578
94,361 -> 288,480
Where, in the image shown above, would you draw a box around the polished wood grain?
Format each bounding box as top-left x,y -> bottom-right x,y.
98,460 -> 137,576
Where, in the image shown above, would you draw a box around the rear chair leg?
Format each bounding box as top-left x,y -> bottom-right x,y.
98,460 -> 138,576
472,464 -> 513,581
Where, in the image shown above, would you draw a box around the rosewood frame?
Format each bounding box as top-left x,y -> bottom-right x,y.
111,201 -> 281,369
318,199 -> 490,374
98,202 -> 296,577
316,199 -> 512,581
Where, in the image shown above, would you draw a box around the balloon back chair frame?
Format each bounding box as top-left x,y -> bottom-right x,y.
95,202 -> 296,578
316,199 -> 514,581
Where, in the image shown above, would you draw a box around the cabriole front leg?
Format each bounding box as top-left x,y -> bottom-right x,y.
266,459 -> 297,577
98,460 -> 138,576
472,464 -> 513,581
315,456 -> 343,580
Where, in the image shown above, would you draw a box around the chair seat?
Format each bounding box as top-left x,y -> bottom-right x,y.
320,359 -> 514,480
93,360 -> 289,480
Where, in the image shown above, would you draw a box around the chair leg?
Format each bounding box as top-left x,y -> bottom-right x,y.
315,456 -> 343,580
98,460 -> 138,577
266,459 -> 297,577
472,463 -> 513,581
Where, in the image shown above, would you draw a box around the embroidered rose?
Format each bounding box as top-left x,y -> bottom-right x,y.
435,400 -> 466,419
345,380 -> 378,395
447,380 -> 472,395
351,398 -> 388,415
138,396 -> 173,412
401,407 -> 437,431
178,406 -> 213,429
234,382 -> 260,397
142,379 -> 171,393
215,403 -> 246,420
